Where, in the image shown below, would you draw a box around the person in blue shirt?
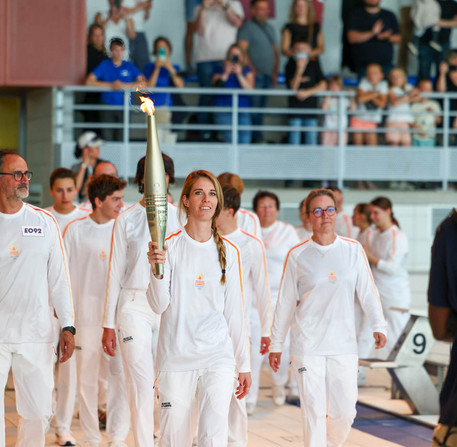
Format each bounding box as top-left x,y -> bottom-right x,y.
144,36 -> 184,107
211,44 -> 254,144
86,37 -> 144,141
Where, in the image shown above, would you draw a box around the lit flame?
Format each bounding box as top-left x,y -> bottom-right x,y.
139,96 -> 155,116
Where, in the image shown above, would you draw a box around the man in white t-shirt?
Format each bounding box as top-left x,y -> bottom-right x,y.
194,0 -> 244,137
0,150 -> 75,446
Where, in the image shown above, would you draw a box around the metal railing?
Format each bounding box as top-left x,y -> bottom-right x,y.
55,86 -> 457,189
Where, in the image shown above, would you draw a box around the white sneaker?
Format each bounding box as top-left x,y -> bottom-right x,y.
246,402 -> 256,415
55,433 -> 76,446
272,385 -> 286,406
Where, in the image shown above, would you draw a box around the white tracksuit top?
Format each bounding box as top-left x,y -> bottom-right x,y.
236,208 -> 260,236
356,226 -> 373,247
147,229 -> 250,373
103,201 -> 179,328
367,225 -> 411,308
270,236 -> 387,357
0,203 -> 74,343
46,206 -> 91,232
295,225 -> 313,242
335,211 -> 359,240
260,221 -> 300,301
224,228 -> 272,338
63,216 -> 113,327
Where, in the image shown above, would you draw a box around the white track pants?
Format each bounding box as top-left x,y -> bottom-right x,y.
380,304 -> 409,360
76,326 -> 130,444
157,367 -> 235,447
292,355 -> 358,447
0,343 -> 55,447
228,390 -> 247,447
117,290 -> 159,446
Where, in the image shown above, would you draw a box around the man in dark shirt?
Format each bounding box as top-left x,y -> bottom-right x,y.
428,210 -> 457,444
346,0 -> 400,78
285,40 -> 326,145
418,0 -> 457,79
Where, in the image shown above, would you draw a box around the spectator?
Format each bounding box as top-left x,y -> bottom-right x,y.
184,0 -> 203,71
398,0 -> 414,71
411,78 -> 442,146
436,49 -> 457,131
96,5 -> 131,58
72,131 -> 105,202
285,39 -> 326,146
240,0 -> 275,19
385,67 -> 417,146
86,37 -> 144,141
351,63 -> 388,146
417,0 -> 457,79
122,0 -> 152,71
212,44 -> 254,143
145,36 -> 184,127
408,0 -> 442,56
321,75 -> 351,146
194,0 -> 244,139
346,0 -> 400,78
342,0 -> 365,73
428,209 -> 457,447
281,0 -> 324,60
238,0 -> 278,143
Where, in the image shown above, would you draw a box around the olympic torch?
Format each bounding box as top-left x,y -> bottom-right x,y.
140,96 -> 168,279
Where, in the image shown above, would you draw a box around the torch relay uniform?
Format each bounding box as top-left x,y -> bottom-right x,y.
0,203 -> 74,447
147,229 -> 250,447
103,201 -> 179,446
367,225 -> 410,358
64,216 -> 130,445
255,220 -> 300,404
224,228 -> 271,447
270,236 -> 387,447
236,208 -> 261,236
335,211 -> 359,239
47,205 -> 90,441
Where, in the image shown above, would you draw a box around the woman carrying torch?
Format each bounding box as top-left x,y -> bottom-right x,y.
147,170 -> 251,446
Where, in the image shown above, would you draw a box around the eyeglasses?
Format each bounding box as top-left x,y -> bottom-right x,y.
0,171 -> 33,181
310,206 -> 336,218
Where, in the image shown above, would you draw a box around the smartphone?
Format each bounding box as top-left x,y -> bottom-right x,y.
158,47 -> 167,61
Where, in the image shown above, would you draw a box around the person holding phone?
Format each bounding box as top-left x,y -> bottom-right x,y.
211,43 -> 254,143
436,49 -> 457,131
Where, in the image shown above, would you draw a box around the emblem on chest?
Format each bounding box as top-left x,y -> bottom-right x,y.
328,271 -> 337,282
195,273 -> 205,289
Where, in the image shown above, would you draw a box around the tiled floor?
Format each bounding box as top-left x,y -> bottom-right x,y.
4,366 -> 436,447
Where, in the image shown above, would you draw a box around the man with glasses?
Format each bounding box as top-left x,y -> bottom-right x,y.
0,150 -> 75,446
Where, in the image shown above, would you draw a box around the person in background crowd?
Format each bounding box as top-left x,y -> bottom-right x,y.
295,198 -> 313,241
71,131 -> 105,203
398,0 -> 414,71
86,37 -> 144,142
0,150 -> 75,447
329,186 -> 359,239
269,189 -> 386,447
217,172 -> 261,236
428,207 -> 457,446
253,190 -> 300,407
364,196 -> 411,358
64,175 -> 130,447
285,39 -> 326,146
342,0 -> 365,73
281,0 -> 324,60
239,0 -> 275,19
436,49 -> 457,132
194,0 -> 244,139
146,170 -> 251,446
184,0 -> 203,72
385,67 -> 417,147
212,44 -> 254,144
122,0 -> 152,72
411,78 -> 442,147
238,0 -> 278,143
321,75 -> 351,146
352,203 -> 372,246
346,0 -> 400,78
96,5 -> 131,58
417,0 -> 457,79
350,63 -> 388,148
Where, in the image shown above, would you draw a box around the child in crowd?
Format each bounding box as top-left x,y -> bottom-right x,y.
350,63 -> 388,146
321,75 -> 352,146
411,78 -> 442,146
385,67 -> 418,146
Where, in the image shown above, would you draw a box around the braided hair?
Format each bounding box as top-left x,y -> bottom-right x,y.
179,170 -> 227,285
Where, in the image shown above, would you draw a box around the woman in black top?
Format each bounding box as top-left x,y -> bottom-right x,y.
281,0 -> 324,59
437,49 -> 457,129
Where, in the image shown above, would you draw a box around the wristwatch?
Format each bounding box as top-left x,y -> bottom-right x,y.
62,326 -> 76,335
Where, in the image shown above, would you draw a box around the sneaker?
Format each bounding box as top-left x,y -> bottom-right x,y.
55,433 -> 76,446
429,41 -> 443,52
246,402 -> 256,415
272,385 -> 286,406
